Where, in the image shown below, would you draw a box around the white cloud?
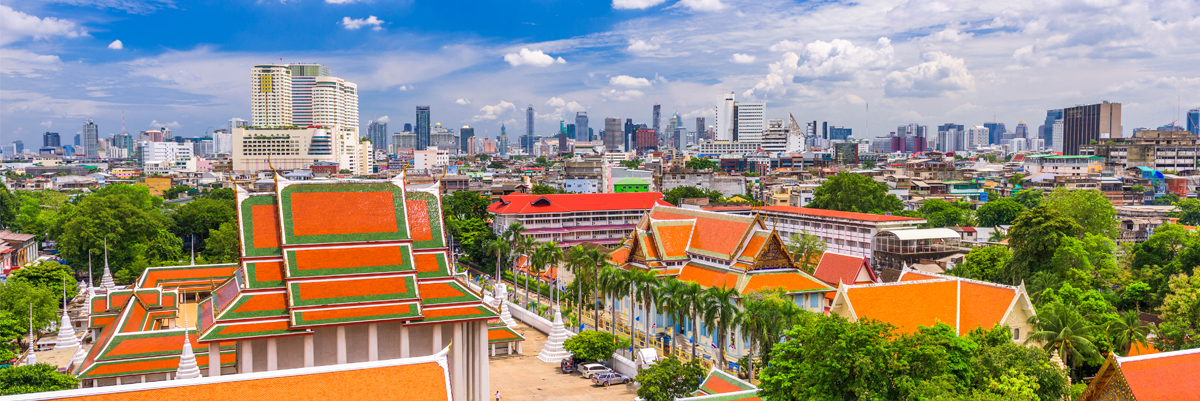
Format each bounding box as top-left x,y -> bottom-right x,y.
455,98 -> 471,105
150,120 -> 181,128
376,115 -> 390,123
600,89 -> 644,101
107,40 -> 123,50
398,85 -> 409,91
609,75 -> 652,87
768,40 -> 805,52
545,97 -> 585,116
746,38 -> 894,98
612,0 -> 669,10
473,101 -> 516,121
626,39 -> 660,53
341,16 -> 384,31
40,120 -> 52,127
731,53 -> 756,64
546,97 -> 566,107
884,52 -> 975,98
0,5 -> 88,46
503,48 -> 565,67
0,48 -> 62,77
677,0 -> 725,11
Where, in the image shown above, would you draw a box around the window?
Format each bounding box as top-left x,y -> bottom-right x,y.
1012,328 -> 1020,340
809,294 -> 820,309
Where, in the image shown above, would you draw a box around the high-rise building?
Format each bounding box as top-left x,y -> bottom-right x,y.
624,119 -> 634,151
1015,120 -> 1028,139
983,122 -> 1004,145
937,124 -> 965,152
652,104 -> 661,143
604,118 -> 622,151
762,119 -> 787,154
558,121 -> 569,155
1044,109 -> 1064,149
1061,102 -> 1122,155
635,128 -> 657,151
74,133 -> 80,146
829,126 -> 852,141
251,64 -> 294,127
1052,120 -> 1065,154
736,102 -> 766,144
115,132 -> 135,158
716,93 -> 735,141
43,132 -> 60,147
12,140 -> 24,154
526,105 -> 534,138
287,64 -> 330,126
695,118 -> 705,142
574,112 -> 589,142
1188,108 -> 1199,136
460,126 -> 475,154
519,134 -> 536,155
499,124 -> 508,156
416,106 -> 431,150
367,120 -> 388,152
83,119 -> 99,159
566,124 -> 576,140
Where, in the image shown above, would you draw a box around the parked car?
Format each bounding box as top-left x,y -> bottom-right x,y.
592,372 -> 631,387
560,356 -> 585,373
578,363 -> 612,379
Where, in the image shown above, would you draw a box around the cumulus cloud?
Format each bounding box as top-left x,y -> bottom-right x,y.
600,89 -> 644,101
376,115 -> 390,123
107,40 -> 123,50
884,52 -> 975,98
0,5 -> 88,46
677,0 -> 725,11
455,98 -> 471,105
545,97 -> 585,118
731,53 -> 756,64
609,75 -> 652,87
341,16 -> 384,31
503,48 -> 565,67
150,120 -> 182,128
768,40 -> 805,52
627,39 -> 661,53
0,48 -> 62,77
746,37 -> 894,98
40,120 -> 52,127
612,0 -> 669,10
473,101 -> 516,121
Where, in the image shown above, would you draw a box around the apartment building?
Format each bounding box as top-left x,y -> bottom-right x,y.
737,205 -> 925,258
1079,129 -> 1200,171
487,192 -> 670,246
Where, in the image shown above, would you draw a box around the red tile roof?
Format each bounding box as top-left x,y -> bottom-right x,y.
676,263 -> 740,290
813,252 -> 876,286
487,192 -> 670,214
755,205 -> 924,222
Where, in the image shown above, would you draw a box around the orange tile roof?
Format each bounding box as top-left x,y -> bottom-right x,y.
813,252 -> 876,286
1118,349 -> 1200,401
844,280 -> 958,334
737,234 -> 767,261
1126,341 -> 1160,357
957,281 -> 1017,334
35,355 -> 451,401
676,263 -> 740,290
755,205 -> 924,222
137,264 -> 238,290
488,192 -> 670,214
898,271 -> 941,282
289,191 -> 400,236
740,271 -> 832,294
607,247 -> 631,265
650,208 -> 755,258
653,223 -> 694,259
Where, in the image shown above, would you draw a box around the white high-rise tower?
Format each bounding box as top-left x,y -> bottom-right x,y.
251,65 -> 293,127
248,64 -> 366,174
716,92 -> 735,141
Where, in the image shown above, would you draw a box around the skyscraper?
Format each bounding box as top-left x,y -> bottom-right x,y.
695,118 -> 705,142
1188,108 -> 1199,136
983,122 -> 1000,145
83,119 -> 99,159
558,122 -> 568,155
416,106 -> 431,150
13,140 -> 24,154
574,112 -> 589,142
287,64 -> 330,126
937,124 -> 965,151
652,104 -> 661,143
251,64 -> 294,127
624,119 -> 634,152
499,124 -> 508,156
1015,120 -> 1028,139
460,126 -> 475,154
604,118 -> 622,151
1061,102 -> 1122,155
1044,109 -> 1064,148
716,93 -> 735,141
829,126 -> 852,141
525,105 -> 535,138
736,102 -> 766,143
566,124 -> 576,140
367,120 -> 388,152
43,132 -> 60,147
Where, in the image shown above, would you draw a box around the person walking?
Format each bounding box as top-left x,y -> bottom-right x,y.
495,391 -> 501,401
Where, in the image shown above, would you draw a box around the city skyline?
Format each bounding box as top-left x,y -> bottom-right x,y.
3,0 -> 1199,147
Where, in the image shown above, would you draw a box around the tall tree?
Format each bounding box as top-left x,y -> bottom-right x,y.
170,198 -> 236,246
785,231 -> 825,273
977,197 -> 1024,227
1105,310 -> 1151,356
1006,204 -> 1082,284
5,261 -> 76,302
759,315 -> 899,400
701,286 -> 742,370
739,288 -> 805,381
1012,189 -> 1045,209
1043,188 -> 1118,239
807,172 -> 903,214
202,222 -> 241,263
54,188 -> 172,278
1155,273 -> 1200,351
917,199 -> 974,228
1026,302 -> 1102,374
948,246 -> 1012,283
1174,198 -> 1200,226
634,357 -> 707,401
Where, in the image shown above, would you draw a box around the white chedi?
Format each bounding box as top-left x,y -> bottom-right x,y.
536,306 -> 573,363
54,311 -> 79,349
495,284 -> 517,328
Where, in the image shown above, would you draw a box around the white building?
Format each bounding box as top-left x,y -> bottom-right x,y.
739,205 -> 926,258
251,65 -> 293,127
1052,119 -> 1064,154
413,148 -> 450,170
968,126 -> 988,149
213,129 -> 233,154
736,101 -> 766,144
696,141 -> 760,155
762,119 -> 788,154
141,141 -> 195,173
232,127 -> 336,172
716,92 -> 735,142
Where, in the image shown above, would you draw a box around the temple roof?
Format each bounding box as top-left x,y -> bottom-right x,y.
833,277 -> 1031,335
813,252 -> 877,286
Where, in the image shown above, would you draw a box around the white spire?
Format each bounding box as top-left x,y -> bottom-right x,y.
87,251 -> 93,294
55,278 -> 79,349
174,306 -> 200,379
101,239 -> 116,291
26,303 -> 36,365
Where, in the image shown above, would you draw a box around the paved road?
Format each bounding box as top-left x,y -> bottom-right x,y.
489,321 -> 638,401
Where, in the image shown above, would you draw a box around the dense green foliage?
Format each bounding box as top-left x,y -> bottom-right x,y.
785,232 -> 825,273
1155,273 -> 1200,351
977,197 -> 1024,227
0,363 -> 80,395
807,172 -> 903,214
684,157 -> 718,171
531,184 -> 565,194
662,186 -> 724,206
441,191 -> 498,272
562,329 -> 628,361
948,246 -> 1012,283
635,357 -> 707,401
918,199 -> 975,228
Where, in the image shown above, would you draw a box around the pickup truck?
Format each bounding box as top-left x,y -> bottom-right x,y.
592,372 -> 631,387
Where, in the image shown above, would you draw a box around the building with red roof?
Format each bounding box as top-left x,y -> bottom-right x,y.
1077,347 -> 1200,401
487,192 -> 671,246
736,205 -> 925,258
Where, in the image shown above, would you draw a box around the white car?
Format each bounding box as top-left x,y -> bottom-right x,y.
578,363 -> 612,379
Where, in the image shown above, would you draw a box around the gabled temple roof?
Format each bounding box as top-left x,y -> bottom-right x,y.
1079,347 -> 1200,401
813,252 -> 877,286
832,277 -> 1032,335
678,368 -> 762,401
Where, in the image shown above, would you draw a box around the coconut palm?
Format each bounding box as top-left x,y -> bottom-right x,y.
584,249 -> 608,331
1027,302 -> 1103,373
656,279 -> 689,356
528,241 -> 560,310
739,288 -> 804,381
486,237 -> 509,287
629,269 -> 660,348
1106,310 -> 1152,356
597,266 -> 623,337
680,282 -> 704,360
702,285 -> 743,371
564,246 -> 602,332
514,234 -> 536,305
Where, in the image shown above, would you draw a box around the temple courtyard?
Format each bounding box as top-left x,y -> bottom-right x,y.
489,321 -> 637,400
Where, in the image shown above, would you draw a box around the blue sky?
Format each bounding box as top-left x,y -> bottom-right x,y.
2,0 -> 1199,147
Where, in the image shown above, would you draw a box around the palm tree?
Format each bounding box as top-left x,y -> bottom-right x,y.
597,266 -> 624,337
514,235 -> 536,305
656,279 -> 689,356
620,268 -> 641,342
486,237 -> 509,287
528,242 -> 560,311
702,285 -> 743,371
585,249 -> 608,331
739,288 -> 804,381
1106,310 -> 1151,356
564,246 -> 602,332
629,269 -> 659,348
681,282 -> 704,361
1027,302 -> 1102,374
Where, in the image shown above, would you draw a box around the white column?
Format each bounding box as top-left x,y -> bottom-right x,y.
243,340 -> 254,373
491,344 -> 496,357
336,326 -> 347,364
432,324 -> 442,353
479,321 -> 489,401
368,323 -> 378,361
267,338 -> 278,371
208,343 -> 221,377
453,323 -> 465,401
400,326 -> 410,358
304,335 -> 315,367
115,377 -> 122,386
507,342 -> 512,355
140,375 -> 146,383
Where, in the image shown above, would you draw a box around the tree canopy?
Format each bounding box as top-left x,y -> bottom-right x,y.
1043,188 -> 1117,239
685,157 -> 718,171
977,197 -> 1024,227
918,199 -> 974,228
662,186 -> 724,206
635,357 -> 707,401
0,363 -> 80,396
807,172 -> 903,214
562,329 -> 628,362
